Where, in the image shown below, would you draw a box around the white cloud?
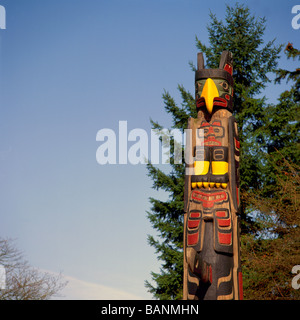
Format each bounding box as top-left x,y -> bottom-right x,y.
55,274 -> 147,300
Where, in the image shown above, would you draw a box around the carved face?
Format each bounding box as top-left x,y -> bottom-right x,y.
195,51 -> 234,115
195,78 -> 233,114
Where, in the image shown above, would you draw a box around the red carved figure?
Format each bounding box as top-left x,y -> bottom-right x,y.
183,51 -> 243,300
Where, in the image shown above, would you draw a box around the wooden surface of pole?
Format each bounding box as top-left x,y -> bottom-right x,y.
183,51 -> 243,300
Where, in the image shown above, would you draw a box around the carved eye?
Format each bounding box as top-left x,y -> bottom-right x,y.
221,81 -> 229,90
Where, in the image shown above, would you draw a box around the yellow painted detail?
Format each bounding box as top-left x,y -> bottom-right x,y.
203,182 -> 209,188
215,183 -> 221,188
197,182 -> 203,188
194,161 -> 209,175
209,182 -> 215,188
212,161 -> 228,175
200,78 -> 219,114
221,183 -> 228,189
192,182 -> 197,189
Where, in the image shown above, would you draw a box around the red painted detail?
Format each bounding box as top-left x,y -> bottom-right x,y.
217,218 -> 231,228
196,97 -> 205,108
187,232 -> 199,246
239,272 -> 243,300
190,212 -> 201,218
192,191 -> 227,208
201,122 -> 210,127
216,211 -> 227,217
213,97 -> 227,107
225,94 -> 230,100
203,136 -> 222,146
208,126 -> 215,134
188,220 -> 200,229
235,138 -> 240,149
224,64 -> 233,75
196,99 -> 205,108
212,121 -> 221,126
214,101 -> 227,108
236,187 -> 239,206
209,265 -> 213,284
218,232 -> 232,245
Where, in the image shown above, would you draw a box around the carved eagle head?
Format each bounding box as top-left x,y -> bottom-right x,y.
195,51 -> 234,115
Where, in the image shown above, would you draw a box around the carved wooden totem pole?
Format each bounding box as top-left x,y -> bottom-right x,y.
183,51 -> 243,300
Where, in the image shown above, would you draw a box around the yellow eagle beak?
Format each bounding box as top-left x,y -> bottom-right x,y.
200,78 -> 219,114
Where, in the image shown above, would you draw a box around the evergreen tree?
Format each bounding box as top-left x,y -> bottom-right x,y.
241,155 -> 300,299
255,43 -> 300,198
267,43 -> 300,167
145,3 -> 282,299
241,45 -> 299,299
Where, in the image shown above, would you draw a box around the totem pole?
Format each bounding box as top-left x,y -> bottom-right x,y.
183,51 -> 243,300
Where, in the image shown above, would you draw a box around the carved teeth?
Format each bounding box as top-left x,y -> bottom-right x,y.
192,181 -> 226,189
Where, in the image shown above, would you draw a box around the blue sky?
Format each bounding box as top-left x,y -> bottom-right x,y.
0,0 -> 299,299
